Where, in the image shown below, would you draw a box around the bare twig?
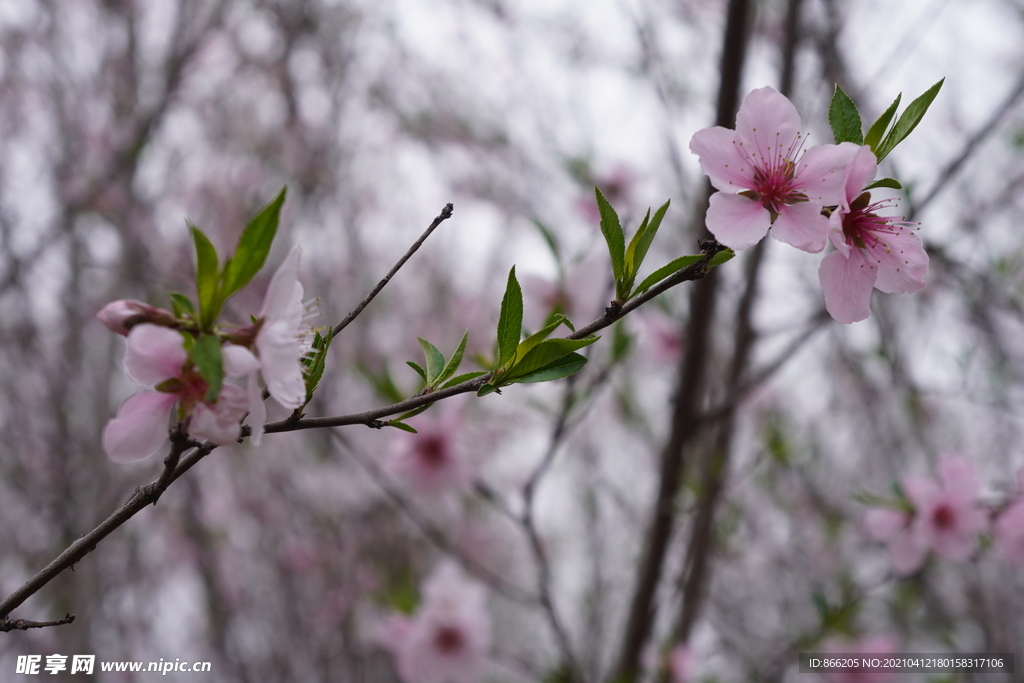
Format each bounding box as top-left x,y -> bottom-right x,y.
0,613 -> 75,632
331,203 -> 454,338
0,441 -> 214,621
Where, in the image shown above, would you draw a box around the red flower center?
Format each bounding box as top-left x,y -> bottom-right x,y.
417,436 -> 447,467
434,625 -> 465,654
932,504 -> 956,530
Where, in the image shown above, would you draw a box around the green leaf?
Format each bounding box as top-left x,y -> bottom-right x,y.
220,187 -> 287,301
512,314 -> 570,365
624,200 -> 670,287
190,334 -> 224,402
477,383 -> 497,397
440,371 -> 488,389
595,187 -> 625,283
396,403 -> 433,422
385,421 -> 418,434
168,292 -> 196,319
496,266 -> 523,369
437,330 -> 469,385
631,255 -> 703,297
418,337 -> 446,384
406,361 -> 427,383
503,336 -> 598,382
190,224 -> 221,330
864,177 -> 903,191
875,78 -> 944,161
864,93 -> 901,152
514,352 -> 588,384
828,85 -> 864,145
303,328 -> 331,404
708,247 -> 735,269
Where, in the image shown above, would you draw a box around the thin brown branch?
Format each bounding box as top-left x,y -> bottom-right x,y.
0,441 -> 213,621
331,203 -> 454,338
0,613 -> 75,632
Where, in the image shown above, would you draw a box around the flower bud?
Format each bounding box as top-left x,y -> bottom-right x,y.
97,299 -> 176,335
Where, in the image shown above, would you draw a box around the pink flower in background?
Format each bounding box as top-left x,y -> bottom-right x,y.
913,457 -> 987,561
668,644 -> 696,683
864,501 -> 926,575
689,86 -> 857,252
379,562 -> 492,683
818,145 -> 928,323
822,634 -> 900,683
386,413 -> 472,497
102,324 -> 247,462
865,457 -> 986,574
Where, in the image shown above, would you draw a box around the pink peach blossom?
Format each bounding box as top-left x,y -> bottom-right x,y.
379,562 -> 492,683
818,145 -> 928,323
913,457 -> 987,562
689,86 -> 857,252
386,413 -> 472,497
865,457 -> 986,574
102,325 -> 248,462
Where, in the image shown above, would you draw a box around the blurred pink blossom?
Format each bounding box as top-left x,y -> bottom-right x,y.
818,145 -> 928,323
378,562 -> 492,683
689,86 -> 857,252
865,457 -> 986,574
102,324 -> 248,462
386,413 -> 473,497
668,644 -> 696,683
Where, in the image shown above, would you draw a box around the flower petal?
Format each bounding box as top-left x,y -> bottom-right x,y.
222,343 -> 261,377
734,86 -> 801,154
688,126 -> 752,192
704,192 -> 771,251
190,384 -> 248,445
259,245 -> 304,322
772,201 -> 829,253
102,390 -> 177,462
872,230 -> 928,294
246,372 -> 267,446
818,249 -> 877,323
864,508 -> 907,541
792,142 -> 861,206
124,324 -> 187,386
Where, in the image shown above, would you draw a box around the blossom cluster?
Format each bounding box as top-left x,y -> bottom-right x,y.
99,246 -> 313,462
864,457 -> 1024,574
689,86 -> 929,323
